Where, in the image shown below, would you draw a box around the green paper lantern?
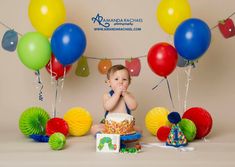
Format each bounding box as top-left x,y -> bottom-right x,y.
19,107 -> 50,136
179,118 -> 197,142
49,132 -> 66,150
75,56 -> 89,77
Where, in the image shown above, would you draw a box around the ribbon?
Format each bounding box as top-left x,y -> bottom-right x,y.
34,70 -> 43,101
51,67 -> 66,118
141,142 -> 195,152
184,65 -> 192,111
152,77 -> 175,110
152,78 -> 165,90
165,77 -> 175,110
53,80 -> 59,118
176,68 -> 182,113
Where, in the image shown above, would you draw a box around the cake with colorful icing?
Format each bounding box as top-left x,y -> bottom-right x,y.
104,113 -> 135,135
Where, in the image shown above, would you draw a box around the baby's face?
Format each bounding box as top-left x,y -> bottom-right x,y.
108,69 -> 130,91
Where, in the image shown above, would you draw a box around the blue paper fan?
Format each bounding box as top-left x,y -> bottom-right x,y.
30,134 -> 49,142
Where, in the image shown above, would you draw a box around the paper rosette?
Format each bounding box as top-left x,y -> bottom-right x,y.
19,107 -> 50,136
49,132 -> 66,150
64,107 -> 92,136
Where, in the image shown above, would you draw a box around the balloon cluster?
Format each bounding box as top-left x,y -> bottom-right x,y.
148,0 -> 211,76
17,0 -> 86,80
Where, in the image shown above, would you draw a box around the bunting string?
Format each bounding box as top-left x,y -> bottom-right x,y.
210,11 -> 235,30
0,20 -> 23,36
85,55 -> 146,60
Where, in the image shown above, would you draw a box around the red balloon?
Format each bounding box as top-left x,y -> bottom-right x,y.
46,117 -> 69,136
183,107 -> 213,139
156,126 -> 171,142
46,54 -> 72,80
147,42 -> 178,77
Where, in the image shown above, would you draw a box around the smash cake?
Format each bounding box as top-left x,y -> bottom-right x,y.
104,113 -> 135,135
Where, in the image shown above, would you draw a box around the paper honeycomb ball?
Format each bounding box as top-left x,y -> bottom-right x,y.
19,107 -> 50,136
156,126 -> 171,142
179,118 -> 197,142
49,132 -> 66,150
183,107 -> 213,139
64,107 -> 92,136
145,107 -> 171,135
46,117 -> 69,136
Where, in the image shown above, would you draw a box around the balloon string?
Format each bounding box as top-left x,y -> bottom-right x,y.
49,59 -> 54,84
165,77 -> 175,110
184,65 -> 192,111
49,61 -> 59,83
63,67 -> 67,79
60,67 -> 66,92
34,70 -> 43,101
56,67 -> 66,103
176,68 -> 182,113
53,80 -> 59,118
167,34 -> 173,44
203,137 -> 210,142
49,66 -> 60,118
152,78 -> 165,90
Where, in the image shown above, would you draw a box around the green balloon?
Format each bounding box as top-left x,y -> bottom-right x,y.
179,118 -> 197,142
17,32 -> 51,70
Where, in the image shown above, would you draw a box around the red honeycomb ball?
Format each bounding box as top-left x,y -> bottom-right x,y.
156,126 -> 171,142
183,107 -> 212,139
46,118 -> 69,136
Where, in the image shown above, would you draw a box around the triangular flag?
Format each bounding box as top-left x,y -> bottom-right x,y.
1,30 -> 18,52
218,18 -> 235,39
75,56 -> 89,77
98,59 -> 112,75
125,58 -> 141,77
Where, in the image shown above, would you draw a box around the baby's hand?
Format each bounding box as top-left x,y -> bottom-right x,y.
115,85 -> 123,95
121,87 -> 127,96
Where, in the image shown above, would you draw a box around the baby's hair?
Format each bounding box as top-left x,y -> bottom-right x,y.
107,64 -> 131,83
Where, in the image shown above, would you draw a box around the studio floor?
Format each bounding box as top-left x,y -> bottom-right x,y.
1,124 -> 235,167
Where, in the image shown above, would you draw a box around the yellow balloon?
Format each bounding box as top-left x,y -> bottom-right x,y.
64,107 -> 93,136
145,107 -> 171,135
156,0 -> 191,35
28,0 -> 66,37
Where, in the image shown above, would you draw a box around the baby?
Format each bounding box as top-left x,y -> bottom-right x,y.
91,64 -> 141,136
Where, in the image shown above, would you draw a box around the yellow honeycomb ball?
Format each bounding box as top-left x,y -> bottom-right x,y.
145,107 -> 171,135
64,107 -> 93,136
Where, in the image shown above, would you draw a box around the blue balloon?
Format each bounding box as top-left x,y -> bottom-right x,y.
51,23 -> 86,65
174,18 -> 211,61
